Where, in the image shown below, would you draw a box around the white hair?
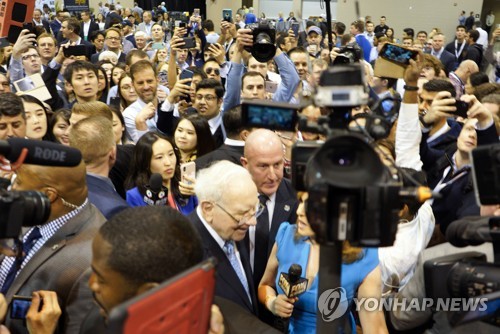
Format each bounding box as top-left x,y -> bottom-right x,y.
195,161 -> 252,203
98,51 -> 118,64
134,30 -> 147,38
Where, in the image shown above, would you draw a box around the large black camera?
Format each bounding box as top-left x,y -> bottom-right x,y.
332,43 -> 362,65
0,190 -> 50,238
245,20 -> 276,63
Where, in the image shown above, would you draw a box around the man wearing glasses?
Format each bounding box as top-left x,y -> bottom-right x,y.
91,28 -> 126,64
9,31 -> 43,92
190,160 -> 261,315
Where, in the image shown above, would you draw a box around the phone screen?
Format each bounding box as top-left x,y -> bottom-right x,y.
11,297 -> 32,320
291,23 -> 300,36
381,44 -> 418,65
222,9 -> 232,22
242,102 -> 298,131
180,37 -> 196,49
454,100 -> 469,118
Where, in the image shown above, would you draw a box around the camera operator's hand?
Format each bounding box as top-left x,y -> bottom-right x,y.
269,294 -> 297,318
167,78 -> 192,104
422,91 -> 456,125
12,30 -> 37,61
26,291 -> 61,334
461,94 -> 494,129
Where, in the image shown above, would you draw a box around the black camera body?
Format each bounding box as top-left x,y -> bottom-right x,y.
332,43 -> 362,65
245,20 -> 276,63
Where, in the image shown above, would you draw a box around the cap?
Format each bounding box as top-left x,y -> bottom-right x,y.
122,20 -> 133,27
308,26 -> 322,36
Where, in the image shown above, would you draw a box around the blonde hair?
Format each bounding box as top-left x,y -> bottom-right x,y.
72,101 -> 113,120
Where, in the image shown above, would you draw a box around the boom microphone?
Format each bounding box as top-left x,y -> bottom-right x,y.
446,216 -> 500,247
143,173 -> 167,206
0,138 -> 82,167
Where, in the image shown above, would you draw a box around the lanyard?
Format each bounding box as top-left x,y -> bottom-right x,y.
455,40 -> 466,59
430,165 -> 469,205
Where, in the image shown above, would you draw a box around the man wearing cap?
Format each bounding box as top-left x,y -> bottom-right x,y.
122,20 -> 137,48
306,26 -> 323,58
80,10 -> 99,42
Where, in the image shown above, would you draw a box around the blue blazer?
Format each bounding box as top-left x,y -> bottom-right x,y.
86,174 -> 129,220
126,186 -> 198,216
439,49 -> 458,75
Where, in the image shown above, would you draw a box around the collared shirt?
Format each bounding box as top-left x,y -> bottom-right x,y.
0,199 -> 89,289
363,31 -> 375,45
427,121 -> 451,143
196,207 -> 246,277
248,192 -> 276,270
432,47 -> 444,59
83,21 -> 91,38
208,112 -> 223,135
224,138 -> 245,146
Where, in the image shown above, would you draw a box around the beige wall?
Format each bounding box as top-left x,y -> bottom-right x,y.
89,0 -> 135,14
206,1 -> 242,23
336,0 -> 483,43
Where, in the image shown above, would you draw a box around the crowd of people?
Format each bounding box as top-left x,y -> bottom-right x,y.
0,2 -> 498,333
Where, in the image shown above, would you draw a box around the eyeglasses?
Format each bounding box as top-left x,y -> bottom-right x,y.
195,94 -> 217,102
205,68 -> 220,76
215,202 -> 266,226
22,54 -> 40,61
106,36 -> 121,41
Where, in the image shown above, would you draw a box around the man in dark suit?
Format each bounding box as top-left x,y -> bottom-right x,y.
69,116 -> 129,219
240,129 -> 298,290
193,79 -> 226,148
90,27 -> 126,64
80,10 -> 100,42
196,105 -> 250,170
32,8 -> 51,34
189,160 -> 260,315
60,17 -> 93,59
429,33 -> 457,75
1,161 -> 106,333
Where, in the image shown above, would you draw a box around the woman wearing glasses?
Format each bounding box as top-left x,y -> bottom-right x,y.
258,192 -> 388,334
125,132 -> 198,215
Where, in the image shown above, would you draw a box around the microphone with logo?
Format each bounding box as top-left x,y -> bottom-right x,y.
143,173 -> 167,206
275,264 -> 309,332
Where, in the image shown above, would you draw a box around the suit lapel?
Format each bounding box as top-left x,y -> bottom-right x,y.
268,181 -> 297,252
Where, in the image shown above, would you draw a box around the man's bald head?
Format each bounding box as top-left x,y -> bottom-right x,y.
14,162 -> 88,221
241,129 -> 284,196
456,60 -> 479,81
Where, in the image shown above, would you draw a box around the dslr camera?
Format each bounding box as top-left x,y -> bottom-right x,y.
245,20 -> 276,63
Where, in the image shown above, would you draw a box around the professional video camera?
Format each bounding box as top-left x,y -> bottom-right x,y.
332,43 -> 362,65
0,138 -> 82,241
244,19 -> 276,63
424,143 -> 500,328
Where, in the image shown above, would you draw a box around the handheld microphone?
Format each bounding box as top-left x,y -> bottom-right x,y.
278,264 -> 308,298
0,138 -> 82,167
446,216 -> 500,247
143,173 -> 167,206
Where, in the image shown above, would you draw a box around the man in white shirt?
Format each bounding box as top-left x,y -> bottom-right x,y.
473,21 -> 489,50
363,21 -> 375,46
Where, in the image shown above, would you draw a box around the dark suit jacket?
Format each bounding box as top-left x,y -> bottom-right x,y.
110,144 -> 134,199
3,204 -> 106,334
189,211 -> 258,315
438,49 -> 458,75
86,174 -> 129,219
80,21 -> 100,41
50,19 -> 62,36
195,144 -> 244,170
33,19 -> 51,34
213,125 -> 225,149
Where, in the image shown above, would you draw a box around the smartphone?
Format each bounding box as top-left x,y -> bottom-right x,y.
222,9 -> 232,22
158,71 -> 168,86
180,37 -> 196,49
180,162 -> 196,184
179,22 -> 187,28
193,8 -> 200,17
241,101 -> 299,131
152,42 -> 165,50
110,97 -> 121,110
454,100 -> 469,118
291,22 -> 300,36
63,45 -> 88,58
265,81 -> 278,93
307,44 -> 318,55
380,43 -> 419,65
179,69 -> 194,86
11,296 -> 32,320
23,22 -> 37,36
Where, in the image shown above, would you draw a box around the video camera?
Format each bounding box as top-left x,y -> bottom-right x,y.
424,143 -> 500,328
245,19 -> 276,63
241,62 -> 416,247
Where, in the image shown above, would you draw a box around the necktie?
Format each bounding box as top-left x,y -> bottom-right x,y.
223,240 -> 251,302
1,227 -> 42,294
253,195 -> 270,286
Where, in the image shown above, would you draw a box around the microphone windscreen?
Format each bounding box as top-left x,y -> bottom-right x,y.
149,173 -> 163,193
288,264 -> 302,277
6,138 -> 82,167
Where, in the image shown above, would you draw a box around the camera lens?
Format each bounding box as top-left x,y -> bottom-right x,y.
22,191 -> 51,227
330,151 -> 354,167
253,32 -> 276,62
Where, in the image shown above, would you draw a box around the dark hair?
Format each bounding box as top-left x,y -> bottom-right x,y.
90,30 -> 105,42
126,49 -> 149,67
241,71 -> 265,88
99,206 -> 203,286
417,30 -> 427,37
188,66 -> 208,80
351,20 -> 364,33
195,79 -> 224,98
110,106 -> 128,144
64,17 -> 81,35
456,25 -> 466,31
47,108 -> 71,144
95,64 -> 110,101
474,83 -> 500,101
469,72 -> 489,87
468,30 -> 479,42
288,46 -> 308,59
423,79 -> 456,97
63,61 -> 98,85
111,62 -> 127,86
125,132 -> 185,202
175,114 -> 215,159
223,104 -> 250,137
403,28 -> 414,38
0,93 -> 25,118
19,95 -> 52,140
203,19 -> 215,32
117,74 -> 135,108
334,22 -> 346,35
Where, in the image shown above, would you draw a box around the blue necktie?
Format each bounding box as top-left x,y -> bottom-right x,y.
223,241 -> 251,302
1,227 -> 42,294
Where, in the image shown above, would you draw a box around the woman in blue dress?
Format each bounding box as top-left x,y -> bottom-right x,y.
258,192 -> 388,333
125,132 -> 197,215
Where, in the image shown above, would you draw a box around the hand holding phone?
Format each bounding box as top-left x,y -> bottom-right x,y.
454,100 -> 469,119
180,162 -> 196,185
